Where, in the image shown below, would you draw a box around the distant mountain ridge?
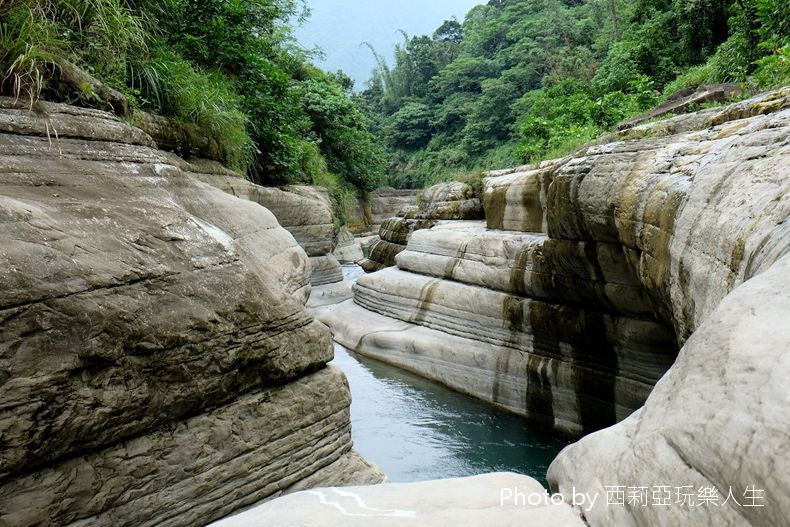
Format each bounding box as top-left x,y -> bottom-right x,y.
295,0 -> 482,88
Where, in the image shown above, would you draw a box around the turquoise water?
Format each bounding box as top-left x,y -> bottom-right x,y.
331,342 -> 572,487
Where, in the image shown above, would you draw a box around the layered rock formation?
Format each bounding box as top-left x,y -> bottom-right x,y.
545,90 -> 790,525
359,181 -> 482,273
0,98 -> 383,526
414,181 -> 484,220
190,173 -> 344,287
549,253 -> 790,525
359,216 -> 436,272
320,88 -> 790,445
365,188 -> 419,234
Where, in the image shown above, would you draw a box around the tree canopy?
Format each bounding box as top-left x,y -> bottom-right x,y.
361,0 -> 790,189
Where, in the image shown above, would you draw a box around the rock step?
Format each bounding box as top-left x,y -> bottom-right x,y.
398,221 -> 658,318
360,182 -> 486,272
354,267 -> 676,384
310,255 -> 345,286
379,217 -> 437,245
359,217 -> 439,271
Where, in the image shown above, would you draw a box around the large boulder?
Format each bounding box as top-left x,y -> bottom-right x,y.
0,98 -> 383,526
332,226 -> 364,263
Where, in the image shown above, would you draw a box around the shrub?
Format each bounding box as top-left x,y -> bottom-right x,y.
751,44 -> 790,89
300,141 -> 361,226
661,63 -> 717,97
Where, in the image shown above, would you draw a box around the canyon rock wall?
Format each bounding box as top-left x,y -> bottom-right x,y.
549,253 -> 790,525
320,89 -> 790,446
365,188 -> 419,234
191,172 -> 344,287
0,98 -> 383,526
546,90 -> 790,525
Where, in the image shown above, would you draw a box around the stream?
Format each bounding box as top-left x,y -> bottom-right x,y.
329,264 -> 572,487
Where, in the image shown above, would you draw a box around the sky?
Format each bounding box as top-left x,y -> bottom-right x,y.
295,0 -> 483,89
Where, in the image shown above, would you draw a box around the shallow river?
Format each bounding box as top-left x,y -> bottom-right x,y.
331,342 -> 572,487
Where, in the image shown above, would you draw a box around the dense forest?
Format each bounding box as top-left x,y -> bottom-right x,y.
1,0 -> 788,207
361,0 -> 790,189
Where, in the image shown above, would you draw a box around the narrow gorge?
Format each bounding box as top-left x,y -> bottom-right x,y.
2,0 -> 789,522
312,88 -> 790,523
0,52 -> 788,527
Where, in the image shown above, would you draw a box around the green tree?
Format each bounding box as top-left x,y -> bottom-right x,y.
386,102 -> 434,149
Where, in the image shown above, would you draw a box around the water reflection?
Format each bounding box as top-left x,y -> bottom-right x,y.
331,342 -> 571,486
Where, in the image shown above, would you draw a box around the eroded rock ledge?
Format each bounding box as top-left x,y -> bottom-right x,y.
360,181 -> 483,273
191,170 -> 344,287
0,98 -> 383,526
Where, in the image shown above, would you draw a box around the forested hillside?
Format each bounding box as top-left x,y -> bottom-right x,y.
2,0 -> 787,201
361,0 -> 790,189
0,0 -> 385,220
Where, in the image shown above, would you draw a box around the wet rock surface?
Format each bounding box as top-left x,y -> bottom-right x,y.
0,98 -> 383,526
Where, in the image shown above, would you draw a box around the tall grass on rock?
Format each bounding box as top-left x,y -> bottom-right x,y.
128,46 -> 254,169
0,4 -> 66,102
0,0 -> 254,169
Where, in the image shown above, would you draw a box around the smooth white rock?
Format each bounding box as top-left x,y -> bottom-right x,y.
209,473 -> 586,527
